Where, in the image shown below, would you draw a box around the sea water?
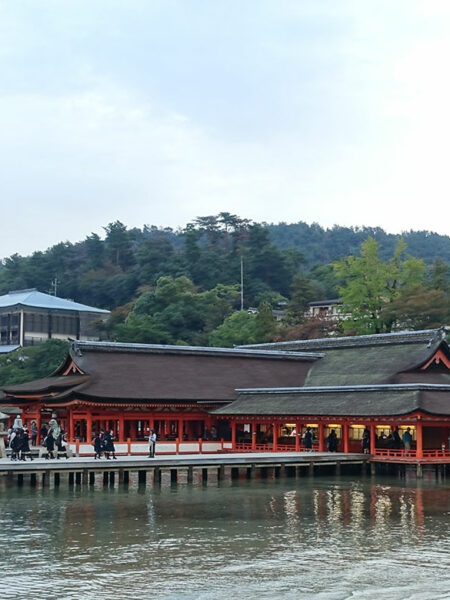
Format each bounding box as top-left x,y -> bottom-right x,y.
0,475 -> 449,600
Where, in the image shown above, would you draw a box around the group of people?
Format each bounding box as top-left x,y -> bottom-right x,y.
362,426 -> 412,454
302,425 -> 414,455
7,415 -> 70,460
93,429 -> 117,459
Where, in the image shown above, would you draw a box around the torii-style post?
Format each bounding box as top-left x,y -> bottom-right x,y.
416,417 -> 423,459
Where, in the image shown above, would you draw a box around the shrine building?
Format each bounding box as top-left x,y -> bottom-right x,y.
1,328 -> 449,460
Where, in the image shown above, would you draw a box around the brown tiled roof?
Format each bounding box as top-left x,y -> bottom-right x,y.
2,342 -> 319,403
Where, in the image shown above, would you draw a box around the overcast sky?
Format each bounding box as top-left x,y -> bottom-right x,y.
1,0 -> 450,258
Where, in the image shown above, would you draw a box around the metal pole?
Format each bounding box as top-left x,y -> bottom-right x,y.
240,255 -> 244,310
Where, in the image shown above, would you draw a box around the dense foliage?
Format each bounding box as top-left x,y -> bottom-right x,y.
0,215 -> 448,357
0,340 -> 69,386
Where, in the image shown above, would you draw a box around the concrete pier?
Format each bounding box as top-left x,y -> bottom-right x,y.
0,452 -> 370,488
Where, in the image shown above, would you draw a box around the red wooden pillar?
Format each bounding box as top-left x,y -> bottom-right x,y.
68,409 -> 74,443
343,422 -> 349,453
118,414 -> 124,442
318,422 -> 325,452
231,421 -> 236,450
370,423 -> 376,454
251,422 -> 257,450
272,422 -> 278,451
178,418 -> 184,441
36,411 -> 41,444
86,411 -> 92,443
295,422 -> 301,451
416,420 -> 423,459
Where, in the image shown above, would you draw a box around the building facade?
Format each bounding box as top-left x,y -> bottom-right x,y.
0,289 -> 109,349
1,328 -> 449,459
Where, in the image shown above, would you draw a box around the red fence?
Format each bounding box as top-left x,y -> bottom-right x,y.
373,448 -> 450,460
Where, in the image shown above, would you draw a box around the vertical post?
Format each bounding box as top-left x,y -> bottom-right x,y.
318,422 -> 325,452
19,309 -> 24,347
36,411 -> 41,446
251,422 -> 257,450
273,422 -> 278,452
231,421 -> 236,450
416,420 -> 423,459
240,254 -> 244,311
343,422 -> 349,453
295,422 -> 300,451
178,418 -> 184,443
69,409 -> 74,443
370,423 -> 376,454
86,411 -> 92,443
118,414 -> 124,442
127,437 -> 131,456
75,439 -> 80,457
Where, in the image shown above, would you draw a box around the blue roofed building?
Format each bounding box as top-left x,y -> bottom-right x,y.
0,289 -> 110,349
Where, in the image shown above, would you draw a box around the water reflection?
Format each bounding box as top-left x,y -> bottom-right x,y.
0,477 -> 449,600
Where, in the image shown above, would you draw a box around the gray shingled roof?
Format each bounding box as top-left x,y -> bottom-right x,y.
213,385 -> 450,417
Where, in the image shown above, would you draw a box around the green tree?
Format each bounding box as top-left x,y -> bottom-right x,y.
0,340 -> 69,386
334,237 -> 426,334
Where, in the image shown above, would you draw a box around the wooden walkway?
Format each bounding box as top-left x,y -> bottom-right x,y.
0,452 -> 368,486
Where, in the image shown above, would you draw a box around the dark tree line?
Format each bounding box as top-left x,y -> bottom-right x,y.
0,215 -> 448,349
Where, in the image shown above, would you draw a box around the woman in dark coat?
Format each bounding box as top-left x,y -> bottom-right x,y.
20,428 -> 33,461
55,431 -> 68,459
10,430 -> 20,461
103,430 -> 117,460
362,428 -> 371,454
44,431 -> 55,459
327,429 -> 338,452
303,427 -> 314,452
93,432 -> 103,459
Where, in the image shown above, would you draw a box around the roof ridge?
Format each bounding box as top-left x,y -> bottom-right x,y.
236,383 -> 450,393
71,340 -> 324,361
238,328 -> 444,350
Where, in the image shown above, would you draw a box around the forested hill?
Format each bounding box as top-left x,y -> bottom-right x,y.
0,216 -> 448,315
266,222 -> 450,266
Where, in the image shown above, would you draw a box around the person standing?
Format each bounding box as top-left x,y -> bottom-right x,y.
362,428 -> 371,454
303,427 -> 314,452
327,429 -> 338,452
30,421 -> 38,447
13,415 -> 23,431
148,429 -> 157,458
402,427 -> 412,456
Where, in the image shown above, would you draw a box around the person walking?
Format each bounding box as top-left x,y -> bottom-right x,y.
9,429 -> 19,461
55,431 -> 69,459
44,430 -> 55,459
103,429 -> 117,460
20,427 -> 33,461
93,432 -> 103,459
148,429 -> 157,458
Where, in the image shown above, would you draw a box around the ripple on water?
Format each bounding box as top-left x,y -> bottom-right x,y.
0,477 -> 449,600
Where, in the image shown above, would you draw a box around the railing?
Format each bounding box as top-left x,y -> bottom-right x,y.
373,448 -> 450,460
233,443 -> 319,453
67,439 -> 233,457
